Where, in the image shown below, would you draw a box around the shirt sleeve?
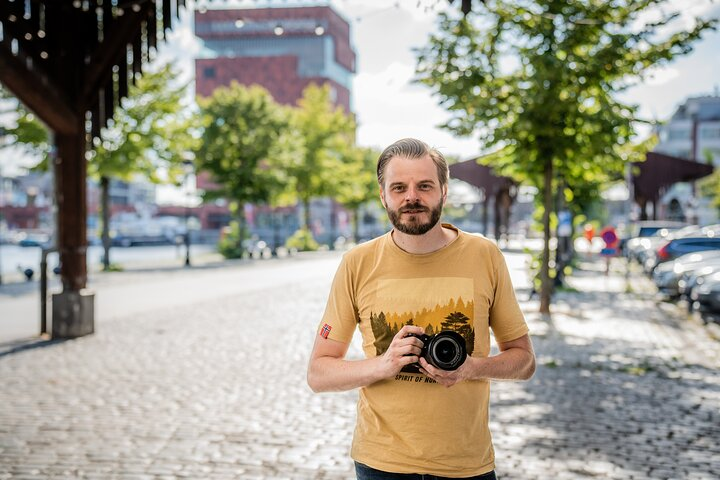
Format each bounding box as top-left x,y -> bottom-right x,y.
317,253 -> 359,343
488,246 -> 529,343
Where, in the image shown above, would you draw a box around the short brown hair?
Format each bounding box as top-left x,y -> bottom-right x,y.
376,138 -> 449,189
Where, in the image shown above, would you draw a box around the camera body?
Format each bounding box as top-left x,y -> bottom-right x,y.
407,330 -> 467,371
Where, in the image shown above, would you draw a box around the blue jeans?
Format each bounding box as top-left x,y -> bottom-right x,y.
355,462 -> 498,480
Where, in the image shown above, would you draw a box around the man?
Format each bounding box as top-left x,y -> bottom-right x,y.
307,138 -> 535,479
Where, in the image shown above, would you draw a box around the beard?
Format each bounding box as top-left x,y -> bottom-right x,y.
386,199 -> 443,236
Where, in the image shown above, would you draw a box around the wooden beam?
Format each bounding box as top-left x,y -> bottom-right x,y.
80,5 -> 150,111
0,45 -> 79,135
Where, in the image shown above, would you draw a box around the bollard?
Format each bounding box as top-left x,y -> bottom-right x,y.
40,247 -> 57,336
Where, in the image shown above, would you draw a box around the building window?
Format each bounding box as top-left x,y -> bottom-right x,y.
700,127 -> 720,139
668,128 -> 690,141
203,66 -> 216,78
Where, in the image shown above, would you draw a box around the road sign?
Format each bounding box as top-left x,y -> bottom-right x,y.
600,227 -> 618,247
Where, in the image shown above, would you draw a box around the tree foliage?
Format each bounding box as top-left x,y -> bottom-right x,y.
196,82 -> 297,250
333,146 -> 381,242
289,84 -> 356,230
417,1 -> 717,313
0,85 -> 51,161
89,62 -> 197,183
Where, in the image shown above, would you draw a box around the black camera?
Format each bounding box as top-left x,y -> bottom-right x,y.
407,330 -> 467,371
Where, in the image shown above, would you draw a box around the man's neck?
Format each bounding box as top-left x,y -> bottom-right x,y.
391,223 -> 457,254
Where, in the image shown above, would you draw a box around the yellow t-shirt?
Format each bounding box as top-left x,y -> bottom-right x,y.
318,224 -> 529,477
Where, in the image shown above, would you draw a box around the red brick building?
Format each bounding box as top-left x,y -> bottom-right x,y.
192,4 -> 356,242
194,5 -> 355,112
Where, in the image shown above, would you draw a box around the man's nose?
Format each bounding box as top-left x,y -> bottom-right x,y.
405,186 -> 419,202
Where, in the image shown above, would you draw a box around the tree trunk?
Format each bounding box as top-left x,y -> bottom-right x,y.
101,176 -> 111,271
540,159 -> 553,314
352,206 -> 360,243
238,209 -> 247,257
303,197 -> 311,231
272,207 -> 280,255
329,199 -> 336,250
482,196 -> 489,236
493,193 -> 500,241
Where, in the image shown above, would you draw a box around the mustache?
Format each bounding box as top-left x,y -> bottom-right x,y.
400,203 -> 428,213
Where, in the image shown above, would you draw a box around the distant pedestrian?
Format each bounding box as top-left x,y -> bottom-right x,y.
307,138 -> 536,479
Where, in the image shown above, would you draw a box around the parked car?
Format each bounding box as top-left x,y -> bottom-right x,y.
691,272 -> 720,323
109,214 -> 186,247
625,221 -> 687,261
679,262 -> 720,310
630,229 -> 684,266
643,225 -> 720,273
17,232 -> 52,248
653,250 -> 720,299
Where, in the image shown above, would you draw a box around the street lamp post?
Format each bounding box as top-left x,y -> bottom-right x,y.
0,126 -> 6,286
0,163 -> 4,286
182,155 -> 194,267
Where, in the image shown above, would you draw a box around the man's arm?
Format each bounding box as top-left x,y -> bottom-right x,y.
307,325 -> 426,393
419,333 -> 536,388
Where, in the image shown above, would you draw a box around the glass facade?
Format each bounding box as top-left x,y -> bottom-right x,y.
203,35 -> 351,91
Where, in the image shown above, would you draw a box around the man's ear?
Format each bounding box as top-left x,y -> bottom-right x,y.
442,185 -> 448,205
379,186 -> 387,209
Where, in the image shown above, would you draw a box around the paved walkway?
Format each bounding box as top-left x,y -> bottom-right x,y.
0,253 -> 718,479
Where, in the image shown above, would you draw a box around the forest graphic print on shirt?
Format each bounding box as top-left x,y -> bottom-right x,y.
369,277 -> 475,374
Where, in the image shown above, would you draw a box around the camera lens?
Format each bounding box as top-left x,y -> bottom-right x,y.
427,331 -> 467,371
436,340 -> 457,363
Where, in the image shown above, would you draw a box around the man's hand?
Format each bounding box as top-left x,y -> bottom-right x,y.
376,325 -> 426,378
418,356 -> 472,388
417,334 -> 536,387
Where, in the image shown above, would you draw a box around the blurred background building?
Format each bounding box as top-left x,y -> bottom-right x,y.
194,4 -> 355,111
655,95 -> 720,163
654,95 -> 720,224
193,4 -> 359,246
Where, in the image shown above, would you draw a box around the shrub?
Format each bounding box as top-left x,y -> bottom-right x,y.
218,221 -> 248,259
285,227 -> 319,252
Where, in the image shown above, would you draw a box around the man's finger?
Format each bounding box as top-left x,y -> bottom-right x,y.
419,358 -> 441,376
403,344 -> 422,355
393,325 -> 426,340
402,355 -> 419,365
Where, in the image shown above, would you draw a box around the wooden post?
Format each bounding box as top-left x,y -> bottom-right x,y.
52,128 -> 94,338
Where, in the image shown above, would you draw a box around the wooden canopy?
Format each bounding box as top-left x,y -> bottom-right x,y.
0,0 -> 187,138
449,158 -> 517,239
633,151 -> 714,220
0,0 -> 189,337
449,158 -> 515,196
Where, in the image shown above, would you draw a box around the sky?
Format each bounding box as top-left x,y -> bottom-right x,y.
155,0 -> 719,158
2,0 -> 720,203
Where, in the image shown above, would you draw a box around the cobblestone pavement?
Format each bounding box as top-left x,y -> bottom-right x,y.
1,253 -> 719,479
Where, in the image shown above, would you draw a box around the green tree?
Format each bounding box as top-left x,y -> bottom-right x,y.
333,146 -> 381,243
0,86 -> 50,159
89,62 -> 197,270
289,84 -> 356,236
2,63 -> 196,271
417,1 -> 716,313
196,82 -> 295,257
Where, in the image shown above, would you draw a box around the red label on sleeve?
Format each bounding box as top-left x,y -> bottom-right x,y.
320,323 -> 332,339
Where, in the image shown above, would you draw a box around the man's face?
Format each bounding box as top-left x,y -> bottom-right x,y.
380,154 -> 446,236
